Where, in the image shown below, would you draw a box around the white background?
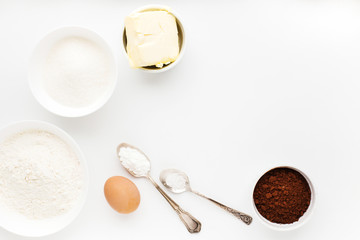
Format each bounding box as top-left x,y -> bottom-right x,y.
1,0 -> 360,239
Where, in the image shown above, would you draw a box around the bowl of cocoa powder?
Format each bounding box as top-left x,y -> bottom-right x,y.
252,166 -> 315,231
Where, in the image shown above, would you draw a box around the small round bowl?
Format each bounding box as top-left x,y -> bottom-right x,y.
122,5 -> 186,73
252,166 -> 315,231
0,120 -> 89,237
29,26 -> 118,117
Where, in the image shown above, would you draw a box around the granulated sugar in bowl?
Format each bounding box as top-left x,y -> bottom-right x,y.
252,166 -> 315,231
0,120 -> 88,237
29,26 -> 117,117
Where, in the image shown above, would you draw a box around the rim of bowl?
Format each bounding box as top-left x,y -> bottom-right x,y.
122,4 -> 186,73
252,165 -> 316,231
0,120 -> 89,237
28,26 -> 118,117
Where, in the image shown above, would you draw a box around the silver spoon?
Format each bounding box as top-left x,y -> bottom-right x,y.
116,143 -> 201,233
160,169 -> 253,225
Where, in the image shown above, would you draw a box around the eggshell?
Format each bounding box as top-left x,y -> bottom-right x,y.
104,176 -> 140,214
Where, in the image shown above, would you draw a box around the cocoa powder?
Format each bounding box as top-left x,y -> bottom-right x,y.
253,167 -> 311,224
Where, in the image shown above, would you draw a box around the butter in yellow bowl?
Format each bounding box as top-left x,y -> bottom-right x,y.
123,6 -> 185,72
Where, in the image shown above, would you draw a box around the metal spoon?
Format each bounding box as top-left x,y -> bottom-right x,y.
160,169 -> 253,225
116,143 -> 201,233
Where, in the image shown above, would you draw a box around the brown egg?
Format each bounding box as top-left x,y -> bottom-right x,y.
104,176 -> 140,214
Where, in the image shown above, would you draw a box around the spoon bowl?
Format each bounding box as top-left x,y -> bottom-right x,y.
117,143 -> 151,178
160,169 -> 190,193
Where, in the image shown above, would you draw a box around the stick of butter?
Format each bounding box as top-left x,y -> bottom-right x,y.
125,10 -> 179,68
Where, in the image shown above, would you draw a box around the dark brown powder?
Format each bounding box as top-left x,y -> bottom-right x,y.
253,167 -> 311,224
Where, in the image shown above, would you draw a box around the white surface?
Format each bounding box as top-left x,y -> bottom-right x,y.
0,121 -> 88,237
29,27 -> 117,117
0,0 -> 360,239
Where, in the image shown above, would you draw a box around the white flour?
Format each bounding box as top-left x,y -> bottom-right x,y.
0,130 -> 83,219
118,147 -> 150,176
43,36 -> 111,108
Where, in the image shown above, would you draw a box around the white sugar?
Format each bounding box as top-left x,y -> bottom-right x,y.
43,37 -> 111,108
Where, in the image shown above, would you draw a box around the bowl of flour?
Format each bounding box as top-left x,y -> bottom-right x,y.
0,120 -> 88,237
29,26 -> 117,117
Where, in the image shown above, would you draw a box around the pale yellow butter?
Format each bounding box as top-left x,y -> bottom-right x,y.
125,10 -> 179,68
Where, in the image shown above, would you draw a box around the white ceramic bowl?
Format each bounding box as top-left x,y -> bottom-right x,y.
29,26 -> 118,117
122,5 -> 186,73
252,166 -> 315,231
0,120 -> 89,237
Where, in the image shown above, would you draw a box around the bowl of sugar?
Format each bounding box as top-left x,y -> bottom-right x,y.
29,26 -> 117,117
0,120 -> 89,237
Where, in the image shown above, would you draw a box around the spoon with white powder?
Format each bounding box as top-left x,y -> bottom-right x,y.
116,143 -> 201,233
160,169 -> 253,225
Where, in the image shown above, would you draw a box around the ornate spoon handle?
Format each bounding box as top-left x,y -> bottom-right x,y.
192,190 -> 252,225
148,176 -> 202,233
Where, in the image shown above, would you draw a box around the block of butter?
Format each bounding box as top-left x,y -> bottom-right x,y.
125,10 -> 179,68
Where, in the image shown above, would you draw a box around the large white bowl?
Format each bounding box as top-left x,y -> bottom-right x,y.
29,26 -> 118,117
0,120 -> 89,237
